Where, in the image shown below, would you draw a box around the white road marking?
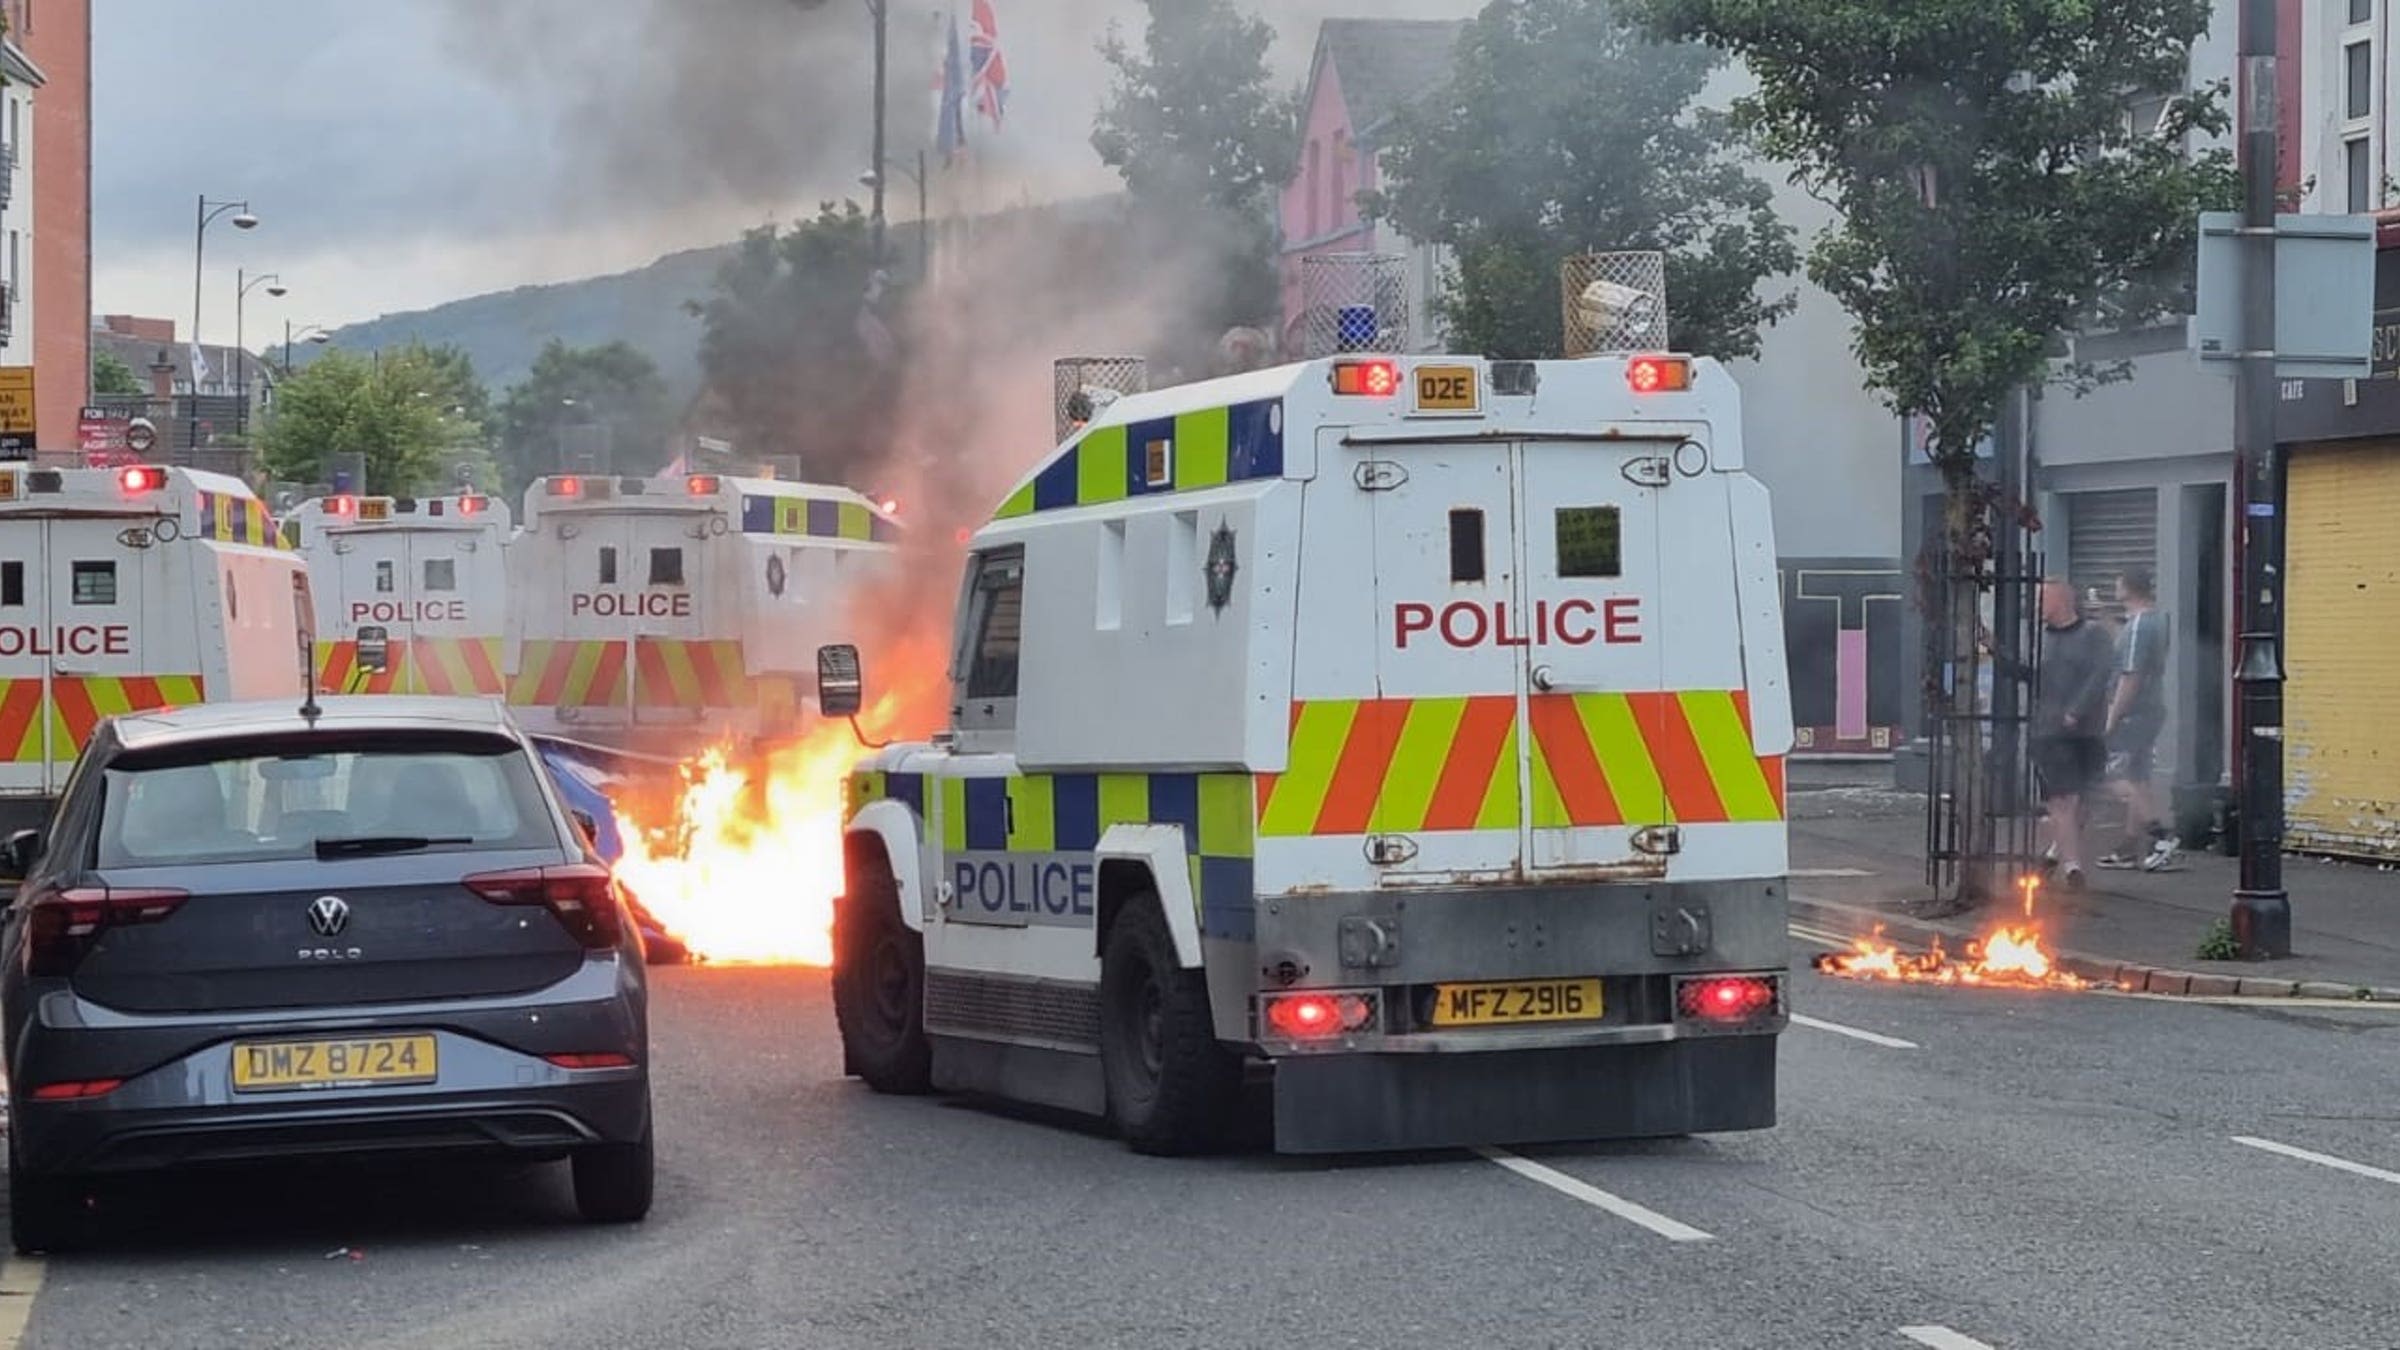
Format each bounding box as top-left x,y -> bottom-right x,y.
1899,1327 -> 1997,1349
2232,1135 -> 2400,1187
2091,989 -> 2400,1013
1474,1146 -> 1714,1242
1791,867 -> 1874,879
1790,1013 -> 1919,1050
0,1254 -> 47,1348
1787,923 -> 1856,949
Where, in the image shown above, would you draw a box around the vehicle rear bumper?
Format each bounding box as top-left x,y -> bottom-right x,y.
16,1076 -> 649,1175
1270,1033 -> 1775,1154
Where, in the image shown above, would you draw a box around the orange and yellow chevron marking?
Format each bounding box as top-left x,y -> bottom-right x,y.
632,640 -> 752,710
508,641 -> 629,709
1258,690 -> 1783,838
318,640 -> 407,695
0,676 -> 206,762
316,639 -> 505,697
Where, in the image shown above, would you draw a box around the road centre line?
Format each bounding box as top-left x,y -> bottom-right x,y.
1790,867 -> 1875,879
2232,1135 -> 2400,1188
1789,1013 -> 1919,1050
0,1255 -> 47,1349
1787,923 -> 1854,949
1899,1327 -> 1998,1349
1474,1146 -> 1714,1242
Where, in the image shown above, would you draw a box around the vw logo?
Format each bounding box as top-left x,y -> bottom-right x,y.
307,895 -> 352,938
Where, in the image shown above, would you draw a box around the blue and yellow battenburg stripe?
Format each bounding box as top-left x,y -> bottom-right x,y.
848,770 -> 1257,942
194,491 -> 282,547
994,399 -> 1285,519
740,494 -> 900,543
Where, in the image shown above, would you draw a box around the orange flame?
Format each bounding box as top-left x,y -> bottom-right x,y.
1814,874 -> 2088,992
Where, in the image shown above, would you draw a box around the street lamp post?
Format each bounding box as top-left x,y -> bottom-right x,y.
191,195 -> 259,455
283,320 -> 331,375
865,0 -> 888,261
235,269 -> 286,423
862,150 -> 930,277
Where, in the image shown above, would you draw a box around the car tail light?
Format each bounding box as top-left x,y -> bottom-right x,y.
545,1052 -> 636,1070
463,863 -> 623,949
1676,975 -> 1781,1023
26,886 -> 190,977
118,465 -> 168,494
29,1078 -> 125,1101
1260,991 -> 1378,1040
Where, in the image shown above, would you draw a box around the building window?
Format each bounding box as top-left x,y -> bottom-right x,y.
2348,40 -> 2375,121
2353,0 -> 2374,25
1331,131 -> 1351,233
2349,136 -> 2374,213
1305,140 -> 1322,236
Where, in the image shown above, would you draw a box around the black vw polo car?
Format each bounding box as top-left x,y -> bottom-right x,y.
0,696 -> 652,1251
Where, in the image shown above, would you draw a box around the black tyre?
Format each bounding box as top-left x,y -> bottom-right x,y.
9,1132 -> 85,1254
832,859 -> 933,1094
572,1117 -> 655,1224
1100,895 -> 1240,1155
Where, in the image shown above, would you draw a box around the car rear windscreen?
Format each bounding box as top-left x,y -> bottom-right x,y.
97,738 -> 560,869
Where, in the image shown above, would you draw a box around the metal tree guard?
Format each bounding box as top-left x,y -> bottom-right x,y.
1300,253 -> 1411,358
1053,357 -> 1148,444
1562,252 -> 1669,356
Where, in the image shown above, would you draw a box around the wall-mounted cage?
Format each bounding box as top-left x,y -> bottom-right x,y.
1053,356 -> 1149,444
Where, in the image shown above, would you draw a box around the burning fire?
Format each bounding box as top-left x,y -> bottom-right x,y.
1812,874 -> 2088,990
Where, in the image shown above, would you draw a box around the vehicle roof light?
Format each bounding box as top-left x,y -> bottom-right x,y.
1331,358 -> 1401,398
457,494 -> 487,515
547,476 -> 583,498
686,474 -> 721,496
327,494 -> 356,517
119,465 -> 168,494
1627,355 -> 1694,394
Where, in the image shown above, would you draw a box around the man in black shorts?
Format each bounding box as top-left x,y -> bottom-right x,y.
2098,568 -> 2181,871
2032,577 -> 2115,889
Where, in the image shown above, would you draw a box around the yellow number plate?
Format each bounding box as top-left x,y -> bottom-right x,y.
0,471 -> 16,502
1429,978 -> 1603,1027
1413,364 -> 1481,415
357,498 -> 393,522
231,1035 -> 438,1092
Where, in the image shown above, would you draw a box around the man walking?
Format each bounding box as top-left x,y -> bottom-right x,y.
2098,568 -> 2181,871
2033,577 -> 2115,889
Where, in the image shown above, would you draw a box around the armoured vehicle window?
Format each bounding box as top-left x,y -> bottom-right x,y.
424,558 -> 458,592
1450,509 -> 1486,583
649,547 -> 685,587
0,560 -> 19,607
375,560 -> 396,594
599,546 -> 618,585
964,553 -> 1024,701
72,561 -> 117,606
1555,507 -> 1622,579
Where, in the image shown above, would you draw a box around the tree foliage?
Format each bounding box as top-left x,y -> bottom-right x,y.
258,347 -> 484,496
1377,0 -> 1799,361
688,203 -> 898,486
1632,0 -> 2237,474
496,339 -> 674,500
1092,0 -> 1299,350
91,349 -> 144,398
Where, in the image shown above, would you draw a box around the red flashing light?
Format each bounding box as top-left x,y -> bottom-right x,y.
1626,355 -> 1694,395
118,465 -> 168,494
1331,359 -> 1401,398
327,495 -> 356,518
547,476 -> 584,498
457,494 -> 488,516
880,497 -> 900,516
686,474 -> 722,496
30,1078 -> 125,1102
1678,975 -> 1779,1022
1262,991 -> 1375,1040
545,1052 -> 637,1071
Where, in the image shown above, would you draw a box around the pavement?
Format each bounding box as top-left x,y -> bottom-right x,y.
11,954 -> 2400,1348
1786,763 -> 2400,1001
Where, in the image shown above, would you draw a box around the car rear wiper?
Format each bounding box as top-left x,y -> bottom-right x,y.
314,835 -> 474,858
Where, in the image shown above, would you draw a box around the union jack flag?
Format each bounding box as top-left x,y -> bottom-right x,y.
968,0 -> 1008,132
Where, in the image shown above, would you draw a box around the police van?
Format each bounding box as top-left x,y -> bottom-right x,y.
282,492 -> 514,698
828,347 -> 1794,1154
508,472 -> 899,756
0,464 -> 308,831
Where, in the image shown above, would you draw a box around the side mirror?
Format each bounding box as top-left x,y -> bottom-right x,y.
2,828 -> 43,879
356,625 -> 392,675
817,644 -> 864,719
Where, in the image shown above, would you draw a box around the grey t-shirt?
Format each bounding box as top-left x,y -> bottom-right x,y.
2116,608 -> 2169,720
2036,618 -> 2114,739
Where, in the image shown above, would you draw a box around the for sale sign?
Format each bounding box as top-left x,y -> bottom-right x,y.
79,405 -> 133,462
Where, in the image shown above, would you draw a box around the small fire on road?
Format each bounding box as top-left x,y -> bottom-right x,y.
1812,874 -> 2089,990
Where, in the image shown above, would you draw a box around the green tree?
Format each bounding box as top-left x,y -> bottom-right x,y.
687,204 -> 896,486
1372,0 -> 1797,360
91,349 -> 145,397
496,339 -> 674,500
258,350 -> 475,495
1092,0 -> 1299,353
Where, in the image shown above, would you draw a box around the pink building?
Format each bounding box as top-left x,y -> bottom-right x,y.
1278,19 -> 1466,358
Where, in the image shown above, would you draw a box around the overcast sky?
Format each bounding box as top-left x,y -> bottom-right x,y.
94,0 -> 1483,347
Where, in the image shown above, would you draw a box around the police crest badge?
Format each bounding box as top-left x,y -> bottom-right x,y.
1205,522 -> 1239,614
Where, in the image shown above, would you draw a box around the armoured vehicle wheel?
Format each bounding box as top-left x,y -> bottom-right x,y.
833,860 -> 933,1093
1100,895 -> 1239,1155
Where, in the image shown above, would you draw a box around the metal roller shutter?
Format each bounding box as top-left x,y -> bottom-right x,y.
2286,443 -> 2400,861
2064,489 -> 2158,623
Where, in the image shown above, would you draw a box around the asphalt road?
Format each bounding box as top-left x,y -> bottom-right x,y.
12,949 -> 2400,1350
